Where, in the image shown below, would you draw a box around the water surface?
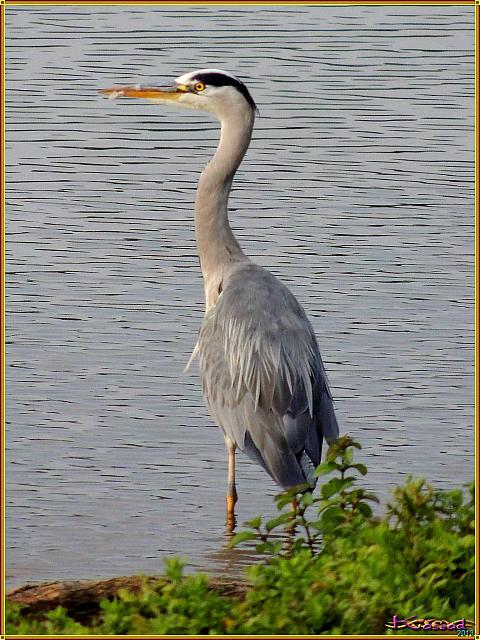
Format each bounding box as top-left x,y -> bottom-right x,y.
6,5 -> 474,587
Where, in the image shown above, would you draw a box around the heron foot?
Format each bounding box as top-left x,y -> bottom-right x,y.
226,492 -> 237,534
226,490 -> 238,514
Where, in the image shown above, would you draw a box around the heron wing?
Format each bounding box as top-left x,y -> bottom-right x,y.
198,262 -> 339,489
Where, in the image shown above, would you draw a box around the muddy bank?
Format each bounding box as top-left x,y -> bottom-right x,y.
7,576 -> 247,624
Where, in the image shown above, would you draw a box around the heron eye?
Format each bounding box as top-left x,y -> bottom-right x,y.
195,81 -> 206,92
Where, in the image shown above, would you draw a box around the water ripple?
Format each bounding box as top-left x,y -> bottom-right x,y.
6,4 -> 473,587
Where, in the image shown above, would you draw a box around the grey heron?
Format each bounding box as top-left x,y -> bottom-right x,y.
101,69 -> 339,525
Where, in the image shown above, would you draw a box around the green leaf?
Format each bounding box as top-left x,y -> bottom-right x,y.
321,478 -> 354,499
275,492 -> 295,510
245,516 -> 262,529
314,461 -> 339,477
265,513 -> 292,532
255,541 -> 282,554
317,496 -> 340,512
300,491 -> 314,506
351,463 -> 368,476
165,557 -> 186,581
319,505 -> 344,532
229,531 -> 258,546
357,502 -> 373,518
362,491 -> 380,504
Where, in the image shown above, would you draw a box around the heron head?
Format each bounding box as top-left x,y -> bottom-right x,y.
101,68 -> 258,120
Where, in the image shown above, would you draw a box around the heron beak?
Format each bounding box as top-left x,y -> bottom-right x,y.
100,84 -> 189,101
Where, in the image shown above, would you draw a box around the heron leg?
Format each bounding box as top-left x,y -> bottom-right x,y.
225,437 -> 237,530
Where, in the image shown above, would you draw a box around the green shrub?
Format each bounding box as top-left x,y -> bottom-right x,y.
229,436 -> 474,634
6,602 -> 90,635
7,436 -> 474,635
7,559 -> 234,636
95,558 -> 233,635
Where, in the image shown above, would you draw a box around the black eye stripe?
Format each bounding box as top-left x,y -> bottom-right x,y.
192,72 -> 257,112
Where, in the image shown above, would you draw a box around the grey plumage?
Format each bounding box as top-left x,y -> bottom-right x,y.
199,260 -> 338,489
102,68 -> 339,505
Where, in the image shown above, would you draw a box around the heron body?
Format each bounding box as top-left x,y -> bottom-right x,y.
102,69 -> 339,521
199,261 -> 338,489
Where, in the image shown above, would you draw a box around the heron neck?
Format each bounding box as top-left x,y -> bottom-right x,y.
195,107 -> 254,306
